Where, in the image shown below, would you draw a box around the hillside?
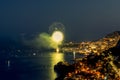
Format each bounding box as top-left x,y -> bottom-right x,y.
62,31 -> 120,55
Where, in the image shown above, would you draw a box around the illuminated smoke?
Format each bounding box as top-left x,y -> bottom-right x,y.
36,32 -> 58,49
23,22 -> 65,49
23,32 -> 59,49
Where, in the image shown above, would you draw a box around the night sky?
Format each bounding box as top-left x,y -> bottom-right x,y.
1,0 -> 120,42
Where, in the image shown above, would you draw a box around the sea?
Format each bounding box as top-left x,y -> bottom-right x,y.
0,52 -> 83,80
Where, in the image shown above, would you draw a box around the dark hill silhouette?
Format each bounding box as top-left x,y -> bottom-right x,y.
105,31 -> 120,38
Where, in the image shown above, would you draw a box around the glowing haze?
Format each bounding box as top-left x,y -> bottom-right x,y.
23,23 -> 65,49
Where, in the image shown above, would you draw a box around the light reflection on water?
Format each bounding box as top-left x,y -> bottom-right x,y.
0,52 -> 83,80
50,52 -> 64,80
0,52 -> 66,80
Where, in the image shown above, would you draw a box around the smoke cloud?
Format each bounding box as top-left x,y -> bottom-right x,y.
23,32 -> 58,49
23,22 -> 65,49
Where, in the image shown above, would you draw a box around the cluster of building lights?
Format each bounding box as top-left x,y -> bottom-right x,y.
64,52 -> 120,80
62,33 -> 120,55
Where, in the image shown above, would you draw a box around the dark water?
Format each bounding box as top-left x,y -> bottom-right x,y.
0,52 -> 82,80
